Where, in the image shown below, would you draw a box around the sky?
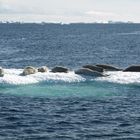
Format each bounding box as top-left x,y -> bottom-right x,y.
0,0 -> 139,23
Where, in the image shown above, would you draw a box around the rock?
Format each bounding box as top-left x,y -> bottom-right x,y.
0,67 -> 4,77
75,68 -> 104,77
83,65 -> 104,72
38,66 -> 48,73
96,64 -> 121,71
22,66 -> 37,76
123,65 -> 140,72
51,66 -> 69,73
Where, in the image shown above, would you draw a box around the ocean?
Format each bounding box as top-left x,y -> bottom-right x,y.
0,23 -> 140,139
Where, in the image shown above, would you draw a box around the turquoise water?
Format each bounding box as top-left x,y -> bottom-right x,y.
1,82 -> 115,98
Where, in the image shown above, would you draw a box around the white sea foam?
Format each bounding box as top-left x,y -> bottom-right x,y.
96,71 -> 140,84
0,69 -> 85,85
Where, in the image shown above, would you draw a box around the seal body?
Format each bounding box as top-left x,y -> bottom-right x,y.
22,66 -> 38,76
123,65 -> 140,72
51,66 -> 69,73
75,68 -> 104,77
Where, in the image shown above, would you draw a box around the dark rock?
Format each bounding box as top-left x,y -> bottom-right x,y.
51,66 -> 69,73
83,65 -> 104,72
123,65 -> 140,72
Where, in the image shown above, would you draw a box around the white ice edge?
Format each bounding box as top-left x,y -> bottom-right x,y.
0,69 -> 85,85
1,69 -> 140,85
96,71 -> 140,84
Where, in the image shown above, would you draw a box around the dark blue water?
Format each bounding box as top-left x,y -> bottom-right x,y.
1,23 -> 140,68
0,23 -> 140,139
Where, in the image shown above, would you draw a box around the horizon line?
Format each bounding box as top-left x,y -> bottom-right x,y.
0,21 -> 140,25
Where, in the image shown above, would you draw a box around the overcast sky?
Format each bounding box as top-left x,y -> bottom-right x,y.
0,0 -> 139,23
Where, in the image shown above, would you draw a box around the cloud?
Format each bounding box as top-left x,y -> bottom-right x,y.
0,2 -> 10,13
0,0 -> 138,23
85,10 -> 117,17
0,1 -> 83,17
0,2 -> 29,14
0,0 -> 46,15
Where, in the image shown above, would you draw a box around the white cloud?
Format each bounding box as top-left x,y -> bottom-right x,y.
0,0 -> 50,15
0,0 -> 139,23
0,1 -> 28,14
86,11 -> 117,17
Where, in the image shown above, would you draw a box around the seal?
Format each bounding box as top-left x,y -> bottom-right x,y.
83,65 -> 104,72
96,64 -> 122,71
22,66 -> 38,76
75,68 -> 104,77
38,66 -> 48,73
123,65 -> 140,72
0,67 -> 4,77
51,66 -> 69,73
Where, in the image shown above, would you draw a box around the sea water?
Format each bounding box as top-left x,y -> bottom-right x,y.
0,23 -> 140,139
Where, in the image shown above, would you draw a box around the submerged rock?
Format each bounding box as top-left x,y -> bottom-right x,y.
83,65 -> 104,72
51,66 -> 69,73
96,64 -> 121,71
38,66 -> 48,73
75,68 -> 104,77
0,67 -> 4,77
123,65 -> 140,72
22,66 -> 38,76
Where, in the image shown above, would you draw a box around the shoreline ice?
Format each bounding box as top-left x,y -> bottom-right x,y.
0,69 -> 140,86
